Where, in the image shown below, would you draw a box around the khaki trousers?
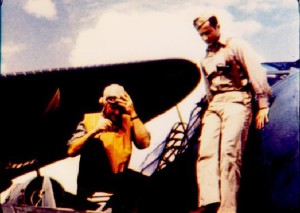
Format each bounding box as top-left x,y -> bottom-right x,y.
197,91 -> 252,213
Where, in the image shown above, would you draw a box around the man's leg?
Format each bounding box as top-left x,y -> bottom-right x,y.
197,109 -> 222,208
218,102 -> 252,213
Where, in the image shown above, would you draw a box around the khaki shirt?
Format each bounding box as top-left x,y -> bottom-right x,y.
201,35 -> 271,109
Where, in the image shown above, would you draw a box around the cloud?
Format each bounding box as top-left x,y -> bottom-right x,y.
239,0 -> 296,12
68,10 -> 190,66
23,0 -> 57,20
1,42 -> 25,73
239,1 -> 275,12
1,42 -> 25,64
1,64 -> 8,74
2,42 -> 25,58
52,37 -> 73,50
225,20 -> 263,38
68,4 -> 238,67
188,0 -> 239,8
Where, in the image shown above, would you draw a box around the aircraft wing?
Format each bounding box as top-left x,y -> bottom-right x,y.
0,58 -> 200,191
262,59 -> 300,70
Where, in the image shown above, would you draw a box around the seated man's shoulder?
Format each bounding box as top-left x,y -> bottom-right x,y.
84,112 -> 102,119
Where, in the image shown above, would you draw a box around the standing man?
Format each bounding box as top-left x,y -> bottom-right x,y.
193,13 -> 271,213
67,83 -> 150,212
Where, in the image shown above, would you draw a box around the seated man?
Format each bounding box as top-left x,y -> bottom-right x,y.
67,83 -> 151,212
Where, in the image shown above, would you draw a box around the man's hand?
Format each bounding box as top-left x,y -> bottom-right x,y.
256,107 -> 269,129
118,91 -> 137,117
92,114 -> 112,134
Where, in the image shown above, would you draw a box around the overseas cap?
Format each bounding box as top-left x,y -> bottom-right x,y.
193,12 -> 216,29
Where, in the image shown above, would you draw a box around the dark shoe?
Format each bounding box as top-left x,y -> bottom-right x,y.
192,203 -> 220,213
204,203 -> 220,213
188,206 -> 206,213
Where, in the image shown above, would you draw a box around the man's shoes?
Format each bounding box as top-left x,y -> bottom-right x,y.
188,206 -> 205,213
205,202 -> 220,213
191,202 -> 220,213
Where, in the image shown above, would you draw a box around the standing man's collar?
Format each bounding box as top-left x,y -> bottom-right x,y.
206,34 -> 229,53
218,34 -> 229,46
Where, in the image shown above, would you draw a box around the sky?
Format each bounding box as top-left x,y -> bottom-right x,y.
0,0 -> 299,202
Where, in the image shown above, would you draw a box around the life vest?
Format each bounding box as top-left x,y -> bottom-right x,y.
82,113 -> 132,174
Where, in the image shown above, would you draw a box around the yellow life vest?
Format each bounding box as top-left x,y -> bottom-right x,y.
82,113 -> 132,173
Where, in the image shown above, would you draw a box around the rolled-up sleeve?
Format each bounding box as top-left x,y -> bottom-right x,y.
67,122 -> 87,146
230,38 -> 271,109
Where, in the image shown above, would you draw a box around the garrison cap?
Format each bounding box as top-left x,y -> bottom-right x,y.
193,12 -> 216,29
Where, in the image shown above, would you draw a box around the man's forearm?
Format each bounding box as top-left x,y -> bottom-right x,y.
131,118 -> 150,149
67,130 -> 97,157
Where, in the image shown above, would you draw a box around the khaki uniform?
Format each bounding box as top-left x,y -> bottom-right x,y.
197,36 -> 271,213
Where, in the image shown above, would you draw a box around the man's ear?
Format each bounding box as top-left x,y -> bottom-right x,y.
99,97 -> 105,105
